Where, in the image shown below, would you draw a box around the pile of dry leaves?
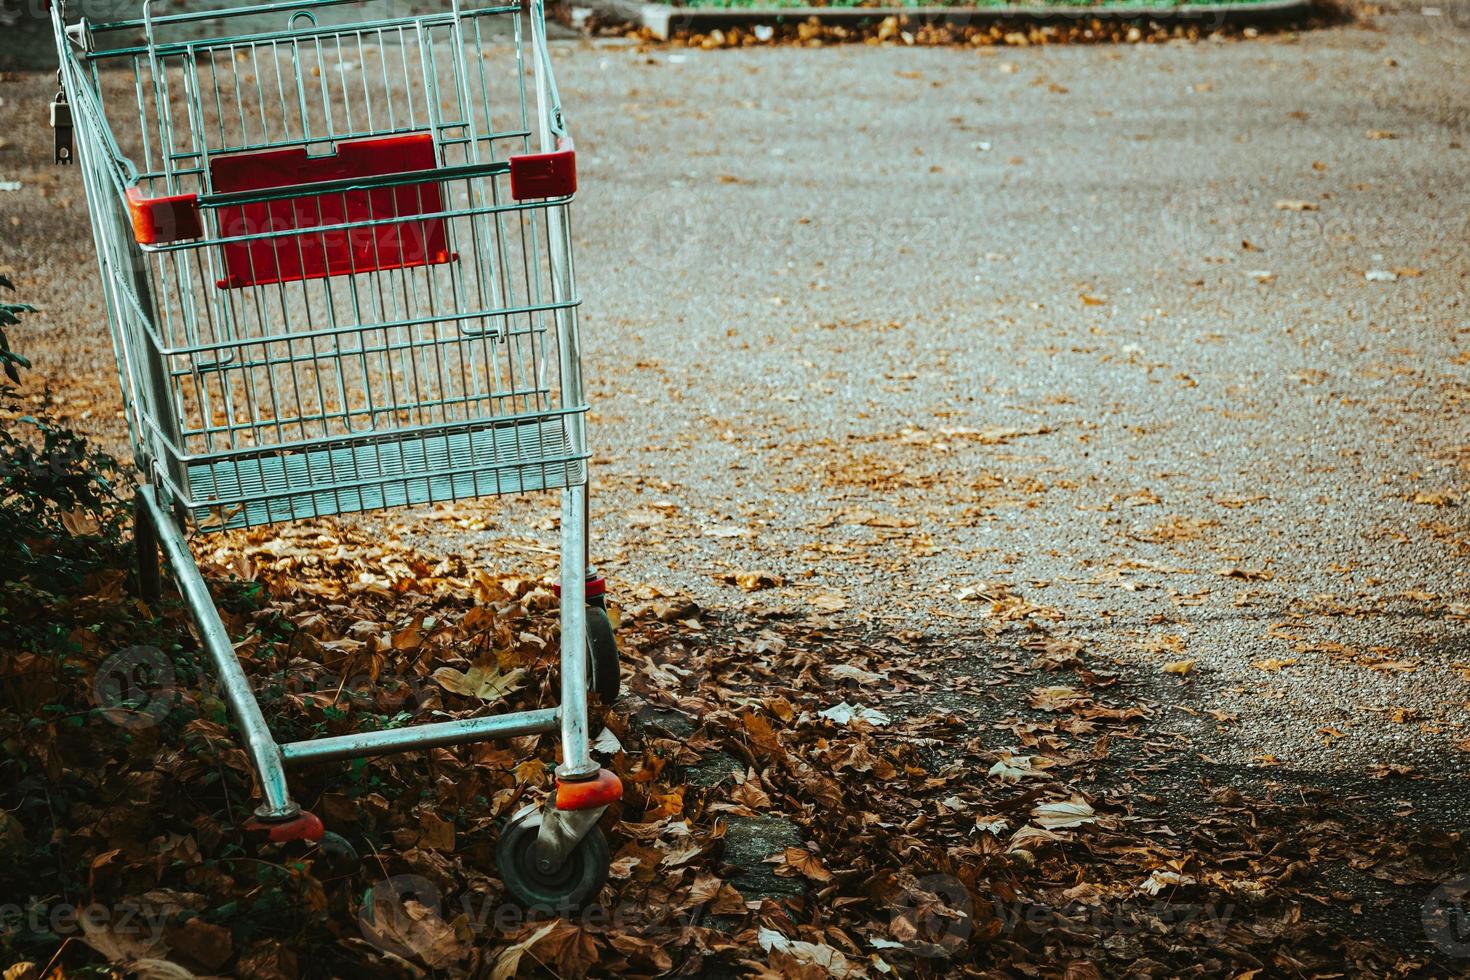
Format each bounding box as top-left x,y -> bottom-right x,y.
2,499 -> 1464,977
584,9 -> 1334,49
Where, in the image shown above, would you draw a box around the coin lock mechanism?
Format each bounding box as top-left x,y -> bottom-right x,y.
51,73 -> 73,165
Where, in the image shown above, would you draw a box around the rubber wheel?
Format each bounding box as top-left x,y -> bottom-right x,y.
497,810 -> 610,911
313,831 -> 361,877
134,493 -> 161,604
586,605 -> 620,705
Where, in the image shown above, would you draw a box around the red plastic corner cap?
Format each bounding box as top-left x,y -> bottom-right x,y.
246,810 -> 325,843
125,186 -> 202,244
556,768 -> 622,811
509,138 -> 576,201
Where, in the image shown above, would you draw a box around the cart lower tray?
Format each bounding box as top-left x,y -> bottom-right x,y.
186,416 -> 585,530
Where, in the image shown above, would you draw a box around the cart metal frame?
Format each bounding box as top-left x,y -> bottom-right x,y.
51,0 -> 622,896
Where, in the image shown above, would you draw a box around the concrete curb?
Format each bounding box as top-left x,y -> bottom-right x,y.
586,0 -> 1315,39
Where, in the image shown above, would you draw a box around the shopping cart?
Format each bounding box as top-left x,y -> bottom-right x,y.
50,0 -> 622,908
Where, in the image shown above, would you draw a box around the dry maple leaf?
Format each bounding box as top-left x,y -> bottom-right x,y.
490,921 -> 558,980
1032,797 -> 1097,829
431,662 -> 525,701
768,846 -> 834,882
529,921 -> 601,976
757,929 -> 860,979
360,897 -> 467,969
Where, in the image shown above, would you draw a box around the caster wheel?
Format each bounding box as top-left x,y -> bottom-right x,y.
497,809 -> 609,911
586,605 -> 620,705
314,831 -> 361,876
134,493 -> 161,604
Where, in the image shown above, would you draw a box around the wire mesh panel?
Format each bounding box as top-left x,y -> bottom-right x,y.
59,0 -> 586,532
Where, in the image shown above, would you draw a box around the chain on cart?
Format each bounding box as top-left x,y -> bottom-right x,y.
49,0 -> 623,908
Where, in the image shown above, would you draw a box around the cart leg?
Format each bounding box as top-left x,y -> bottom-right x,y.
507,483 -> 622,901
134,489 -> 161,604
557,484 -> 596,781
138,485 -> 312,834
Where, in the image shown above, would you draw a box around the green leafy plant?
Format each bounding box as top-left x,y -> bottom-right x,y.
0,277 -> 122,591
0,275 -> 35,384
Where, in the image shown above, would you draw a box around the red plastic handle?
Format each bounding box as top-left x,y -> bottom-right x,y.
509,136 -> 576,201
126,187 -> 202,245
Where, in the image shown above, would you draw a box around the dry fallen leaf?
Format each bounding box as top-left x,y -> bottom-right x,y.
1251,658 -> 1298,672
490,921 -> 558,980
1008,824 -> 1067,852
418,811 -> 455,852
1032,798 -> 1097,829
731,569 -> 783,591
769,846 -> 834,882
1138,869 -> 1197,895
431,662 -> 526,701
828,663 -> 887,685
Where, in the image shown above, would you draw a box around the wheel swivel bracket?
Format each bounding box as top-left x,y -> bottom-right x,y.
533,768 -> 622,868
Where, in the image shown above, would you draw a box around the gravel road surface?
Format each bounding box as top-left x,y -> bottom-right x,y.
1,0 -> 1467,851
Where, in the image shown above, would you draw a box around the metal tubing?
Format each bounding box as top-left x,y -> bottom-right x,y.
138,484 -> 298,818
557,484 -> 595,779
196,160 -> 512,208
92,0 -> 499,32
57,0 -> 590,534
281,707 -> 559,765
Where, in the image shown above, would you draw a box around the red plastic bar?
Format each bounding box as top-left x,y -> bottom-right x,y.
509,136 -> 576,201
125,187 -> 202,244
210,132 -> 453,289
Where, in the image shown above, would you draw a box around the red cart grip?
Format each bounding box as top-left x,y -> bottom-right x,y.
126,187 -> 203,244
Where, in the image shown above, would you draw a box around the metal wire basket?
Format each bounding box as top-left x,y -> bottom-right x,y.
53,0 -> 623,907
